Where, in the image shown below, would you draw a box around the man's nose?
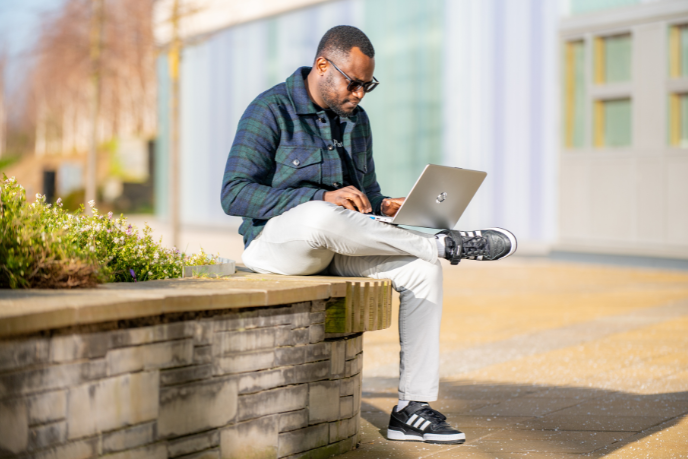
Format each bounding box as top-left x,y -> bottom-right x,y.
351,86 -> 365,99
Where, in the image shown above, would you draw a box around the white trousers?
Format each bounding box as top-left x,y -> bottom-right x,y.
242,201 -> 444,401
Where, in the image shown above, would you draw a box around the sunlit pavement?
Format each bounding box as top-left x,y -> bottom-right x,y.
126,216 -> 688,458
344,258 -> 688,458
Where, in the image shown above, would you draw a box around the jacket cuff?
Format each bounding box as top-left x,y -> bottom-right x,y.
370,195 -> 388,216
312,189 -> 327,201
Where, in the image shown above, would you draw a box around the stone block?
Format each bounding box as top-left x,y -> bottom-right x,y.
32,437 -> 98,459
277,424 -> 328,458
193,345 -> 213,364
0,398 -> 28,454
167,429 -> 219,458
353,375 -> 361,413
67,371 -> 158,440
311,300 -> 326,312
275,346 -> 306,366
309,312 -> 325,324
345,336 -> 361,360
158,376 -> 237,438
275,326 -> 295,346
102,422 -> 155,453
339,377 -> 354,397
107,339 -> 194,375
49,333 -> 112,363
213,307 -> 292,332
28,421 -> 66,450
308,381 -> 340,424
238,368 -> 288,394
339,396 -> 354,420
345,353 -> 362,377
282,441 -> 339,459
161,364 -> 213,386
309,324 -> 325,344
0,338 -> 48,372
194,321 -> 213,346
178,449 -> 220,459
214,328 -> 277,355
220,415 -> 278,459
214,350 -> 275,375
292,328 -> 310,345
27,390 -> 66,425
329,341 -> 345,377
0,359 -> 105,397
304,343 -> 330,363
278,409 -> 308,432
292,303 -> 311,328
290,361 -> 329,385
237,384 -> 307,421
104,442 -> 167,459
109,322 -> 193,348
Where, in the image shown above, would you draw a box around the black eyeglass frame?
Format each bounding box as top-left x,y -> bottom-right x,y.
325,58 -> 380,93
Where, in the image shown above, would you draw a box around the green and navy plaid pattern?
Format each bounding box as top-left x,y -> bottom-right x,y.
221,67 -> 388,248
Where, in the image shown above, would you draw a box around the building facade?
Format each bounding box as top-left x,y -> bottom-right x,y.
559,0 -> 688,258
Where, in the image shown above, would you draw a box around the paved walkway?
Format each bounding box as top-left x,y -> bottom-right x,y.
344,258 -> 688,459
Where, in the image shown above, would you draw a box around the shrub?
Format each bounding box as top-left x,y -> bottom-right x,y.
0,175 -> 216,288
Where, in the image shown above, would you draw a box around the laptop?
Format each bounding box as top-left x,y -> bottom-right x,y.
370,164 -> 487,229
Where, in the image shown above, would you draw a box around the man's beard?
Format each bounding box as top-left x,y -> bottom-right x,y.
321,73 -> 358,118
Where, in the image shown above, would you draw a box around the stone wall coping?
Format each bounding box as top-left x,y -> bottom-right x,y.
0,272 -> 391,338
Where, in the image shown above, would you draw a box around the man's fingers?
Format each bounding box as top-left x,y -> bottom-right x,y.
343,187 -> 372,213
338,198 -> 356,212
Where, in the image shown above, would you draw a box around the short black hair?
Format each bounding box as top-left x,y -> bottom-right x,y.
315,25 -> 375,61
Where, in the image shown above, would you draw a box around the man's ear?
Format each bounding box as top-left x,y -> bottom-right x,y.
314,56 -> 329,75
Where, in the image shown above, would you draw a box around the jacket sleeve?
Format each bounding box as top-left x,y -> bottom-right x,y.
220,100 -> 326,220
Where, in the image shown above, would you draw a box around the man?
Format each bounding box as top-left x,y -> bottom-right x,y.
221,25 -> 516,445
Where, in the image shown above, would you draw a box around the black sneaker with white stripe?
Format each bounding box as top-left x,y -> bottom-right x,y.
387,402 -> 465,444
439,227 -> 517,265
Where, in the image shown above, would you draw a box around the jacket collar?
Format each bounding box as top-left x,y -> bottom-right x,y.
286,66 -> 360,121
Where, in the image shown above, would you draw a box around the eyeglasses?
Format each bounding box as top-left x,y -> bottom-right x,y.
326,58 -> 380,93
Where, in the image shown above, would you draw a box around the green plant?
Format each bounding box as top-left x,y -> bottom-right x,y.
0,175 -> 217,288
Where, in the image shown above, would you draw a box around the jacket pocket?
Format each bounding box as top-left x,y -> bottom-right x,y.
273,146 -> 323,188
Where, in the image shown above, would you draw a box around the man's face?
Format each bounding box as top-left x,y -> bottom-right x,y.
318,47 -> 375,118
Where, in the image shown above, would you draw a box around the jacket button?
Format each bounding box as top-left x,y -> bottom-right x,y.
292,159 -> 300,166
327,145 -> 334,151
333,182 -> 340,188
319,118 -> 325,123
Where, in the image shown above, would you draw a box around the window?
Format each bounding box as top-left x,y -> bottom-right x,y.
594,33 -> 632,83
564,40 -> 586,148
594,98 -> 632,147
669,24 -> 688,78
669,93 -> 688,148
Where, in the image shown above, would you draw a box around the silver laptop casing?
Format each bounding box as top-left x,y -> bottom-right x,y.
373,165 -> 487,229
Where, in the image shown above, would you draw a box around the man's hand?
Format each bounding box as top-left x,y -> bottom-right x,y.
381,197 -> 405,217
324,186 -> 372,213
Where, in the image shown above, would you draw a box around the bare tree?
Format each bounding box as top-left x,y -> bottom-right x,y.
29,0 -> 157,159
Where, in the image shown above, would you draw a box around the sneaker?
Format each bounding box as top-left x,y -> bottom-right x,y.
387,401 -> 466,444
439,227 -> 517,265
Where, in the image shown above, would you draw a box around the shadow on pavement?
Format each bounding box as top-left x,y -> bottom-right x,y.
348,378 -> 688,458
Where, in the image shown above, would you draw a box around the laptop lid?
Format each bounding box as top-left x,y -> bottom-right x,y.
389,164 -> 487,229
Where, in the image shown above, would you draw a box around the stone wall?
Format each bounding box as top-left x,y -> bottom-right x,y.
0,300 -> 364,459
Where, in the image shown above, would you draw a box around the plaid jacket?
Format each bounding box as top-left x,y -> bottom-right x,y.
221,67 -> 388,248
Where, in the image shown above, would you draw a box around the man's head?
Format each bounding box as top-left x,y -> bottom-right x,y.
310,25 -> 376,118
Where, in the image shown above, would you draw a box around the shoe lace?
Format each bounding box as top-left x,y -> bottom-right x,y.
462,236 -> 488,257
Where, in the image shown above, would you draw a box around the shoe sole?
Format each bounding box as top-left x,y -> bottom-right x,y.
387,428 -> 466,444
485,227 -> 518,259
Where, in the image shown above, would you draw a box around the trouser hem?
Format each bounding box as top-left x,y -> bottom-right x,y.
397,392 -> 438,403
